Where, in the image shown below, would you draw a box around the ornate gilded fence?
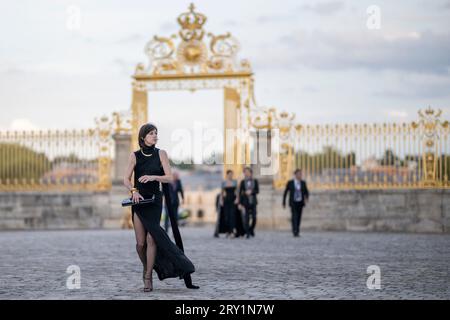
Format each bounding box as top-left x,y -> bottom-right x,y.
2,106 -> 449,192
0,117 -> 113,192
272,107 -> 450,190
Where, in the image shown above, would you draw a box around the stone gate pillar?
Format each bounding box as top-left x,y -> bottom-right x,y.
112,132 -> 132,184
251,129 -> 277,229
109,132 -> 133,229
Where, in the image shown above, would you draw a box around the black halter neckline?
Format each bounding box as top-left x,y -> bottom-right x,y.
141,144 -> 156,154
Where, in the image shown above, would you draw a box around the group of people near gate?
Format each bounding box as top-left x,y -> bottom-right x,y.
214,167 -> 309,238
163,165 -> 310,239
214,167 -> 259,239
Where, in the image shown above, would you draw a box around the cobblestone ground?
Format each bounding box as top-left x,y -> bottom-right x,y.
0,227 -> 449,299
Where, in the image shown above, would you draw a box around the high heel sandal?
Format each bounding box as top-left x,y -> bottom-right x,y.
143,273 -> 153,292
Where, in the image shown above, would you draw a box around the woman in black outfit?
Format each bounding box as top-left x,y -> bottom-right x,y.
220,170 -> 240,238
123,123 -> 198,292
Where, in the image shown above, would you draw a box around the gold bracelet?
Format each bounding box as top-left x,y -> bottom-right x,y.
130,187 -> 138,194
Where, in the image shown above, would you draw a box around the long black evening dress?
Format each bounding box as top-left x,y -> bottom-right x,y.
132,145 -> 195,281
214,193 -> 227,235
222,180 -> 244,235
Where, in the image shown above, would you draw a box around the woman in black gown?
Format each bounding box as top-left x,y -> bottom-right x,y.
123,123 -> 198,292
220,170 -> 243,238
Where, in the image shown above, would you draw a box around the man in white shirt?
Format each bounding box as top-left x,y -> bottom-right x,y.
282,169 -> 309,237
239,167 -> 259,238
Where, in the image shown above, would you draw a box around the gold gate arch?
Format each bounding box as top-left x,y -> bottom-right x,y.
129,3 -> 259,177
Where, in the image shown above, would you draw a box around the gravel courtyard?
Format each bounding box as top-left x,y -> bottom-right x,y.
0,227 -> 448,299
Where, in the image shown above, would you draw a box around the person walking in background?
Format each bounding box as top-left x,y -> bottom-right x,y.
239,167 -> 259,238
220,170 -> 239,238
214,192 -> 226,237
282,169 -> 309,237
164,171 -> 184,232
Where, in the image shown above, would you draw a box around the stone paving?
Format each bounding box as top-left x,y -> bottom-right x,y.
0,227 -> 449,299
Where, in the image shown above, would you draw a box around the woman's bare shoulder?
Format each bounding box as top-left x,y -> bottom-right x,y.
158,149 -> 168,157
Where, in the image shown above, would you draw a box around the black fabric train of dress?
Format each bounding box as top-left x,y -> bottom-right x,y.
132,144 -> 195,281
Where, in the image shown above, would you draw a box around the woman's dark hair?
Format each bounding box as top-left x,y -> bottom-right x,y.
138,123 -> 158,148
226,169 -> 233,175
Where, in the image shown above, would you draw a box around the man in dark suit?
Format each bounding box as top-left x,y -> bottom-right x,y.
239,167 -> 259,238
164,171 -> 184,232
282,169 -> 309,237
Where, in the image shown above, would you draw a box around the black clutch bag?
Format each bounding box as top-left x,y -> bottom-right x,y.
121,194 -> 156,207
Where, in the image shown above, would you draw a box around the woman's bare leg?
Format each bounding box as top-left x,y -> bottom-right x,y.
145,232 -> 156,286
133,213 -> 147,283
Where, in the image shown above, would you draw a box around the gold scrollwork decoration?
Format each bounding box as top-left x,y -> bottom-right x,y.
112,111 -> 132,135
136,3 -> 252,77
94,115 -> 113,191
410,106 -> 446,187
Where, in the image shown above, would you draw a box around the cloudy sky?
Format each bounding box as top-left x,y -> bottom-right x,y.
1,0 -> 449,152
